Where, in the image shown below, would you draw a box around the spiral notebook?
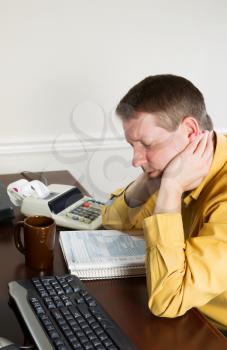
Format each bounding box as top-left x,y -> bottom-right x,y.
59,230 -> 145,280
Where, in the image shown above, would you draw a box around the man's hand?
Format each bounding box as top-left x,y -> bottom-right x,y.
154,131 -> 214,214
163,131 -> 214,193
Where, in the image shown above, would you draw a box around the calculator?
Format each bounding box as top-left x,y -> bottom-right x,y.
20,184 -> 105,230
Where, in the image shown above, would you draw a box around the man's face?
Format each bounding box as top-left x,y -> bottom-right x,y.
123,112 -> 189,178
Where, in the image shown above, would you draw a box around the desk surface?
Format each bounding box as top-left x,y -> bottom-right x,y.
0,170 -> 226,350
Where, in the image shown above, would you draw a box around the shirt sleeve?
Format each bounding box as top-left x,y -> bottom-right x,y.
144,206 -> 227,318
102,186 -> 156,231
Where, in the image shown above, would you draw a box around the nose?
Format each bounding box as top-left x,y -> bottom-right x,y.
132,146 -> 147,168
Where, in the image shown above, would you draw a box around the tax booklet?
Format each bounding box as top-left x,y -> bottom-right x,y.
59,230 -> 146,280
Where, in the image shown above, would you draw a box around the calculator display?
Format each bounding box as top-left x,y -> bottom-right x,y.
48,188 -> 83,214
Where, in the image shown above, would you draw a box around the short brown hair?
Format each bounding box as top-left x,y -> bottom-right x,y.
116,74 -> 213,131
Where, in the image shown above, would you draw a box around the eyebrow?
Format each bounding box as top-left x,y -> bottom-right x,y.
126,137 -> 153,147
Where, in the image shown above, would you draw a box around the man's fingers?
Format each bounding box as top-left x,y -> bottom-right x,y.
183,133 -> 204,154
181,131 -> 213,161
202,131 -> 214,160
194,131 -> 210,156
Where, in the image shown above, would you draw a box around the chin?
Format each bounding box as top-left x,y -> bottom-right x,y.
148,170 -> 162,178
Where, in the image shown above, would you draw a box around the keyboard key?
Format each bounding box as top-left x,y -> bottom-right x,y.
54,338 -> 64,346
84,342 -> 94,350
57,345 -> 68,350
51,309 -> 62,320
99,333 -> 108,341
103,338 -> 114,347
92,338 -> 101,347
49,330 -> 60,339
71,340 -> 83,349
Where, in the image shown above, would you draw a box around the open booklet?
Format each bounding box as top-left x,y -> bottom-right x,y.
59,230 -> 146,280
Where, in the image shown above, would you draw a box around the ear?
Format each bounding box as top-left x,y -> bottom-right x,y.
180,117 -> 200,142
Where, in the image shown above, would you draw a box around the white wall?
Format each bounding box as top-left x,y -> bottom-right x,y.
1,0 -> 227,199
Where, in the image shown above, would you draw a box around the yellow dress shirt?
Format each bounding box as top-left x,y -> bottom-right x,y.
102,132 -> 227,330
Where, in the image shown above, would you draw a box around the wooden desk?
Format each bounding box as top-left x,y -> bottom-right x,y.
0,170 -> 226,350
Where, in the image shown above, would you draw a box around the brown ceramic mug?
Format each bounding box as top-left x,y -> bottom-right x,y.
14,216 -> 56,270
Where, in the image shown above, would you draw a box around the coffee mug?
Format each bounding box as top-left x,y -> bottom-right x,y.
14,215 -> 56,270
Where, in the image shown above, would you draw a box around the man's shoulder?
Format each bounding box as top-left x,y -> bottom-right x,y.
211,132 -> 227,174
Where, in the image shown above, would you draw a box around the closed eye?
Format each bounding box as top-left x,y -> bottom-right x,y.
141,142 -> 153,148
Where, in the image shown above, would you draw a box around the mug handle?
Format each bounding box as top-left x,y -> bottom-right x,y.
14,221 -> 26,255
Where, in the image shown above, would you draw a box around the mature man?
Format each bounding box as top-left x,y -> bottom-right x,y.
102,74 -> 227,333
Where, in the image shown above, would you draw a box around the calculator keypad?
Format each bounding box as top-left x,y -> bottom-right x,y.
66,200 -> 103,224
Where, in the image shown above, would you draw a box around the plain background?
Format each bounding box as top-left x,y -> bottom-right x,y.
1,0 -> 227,199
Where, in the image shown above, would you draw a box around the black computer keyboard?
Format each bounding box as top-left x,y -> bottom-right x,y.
9,274 -> 137,350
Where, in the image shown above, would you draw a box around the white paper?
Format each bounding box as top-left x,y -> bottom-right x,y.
59,230 -> 145,279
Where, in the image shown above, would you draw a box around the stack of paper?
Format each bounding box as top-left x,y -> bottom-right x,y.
59,230 -> 145,280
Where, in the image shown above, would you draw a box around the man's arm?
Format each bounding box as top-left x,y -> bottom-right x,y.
125,172 -> 161,208
102,173 -> 160,230
145,131 -> 217,317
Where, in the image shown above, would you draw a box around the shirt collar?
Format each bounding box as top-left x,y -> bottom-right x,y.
183,132 -> 227,206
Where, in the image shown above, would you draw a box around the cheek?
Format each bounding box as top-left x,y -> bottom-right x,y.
147,146 -> 179,167
146,149 -> 166,166
161,138 -> 185,166
162,148 -> 178,164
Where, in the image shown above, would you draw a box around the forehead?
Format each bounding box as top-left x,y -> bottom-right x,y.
122,112 -> 167,141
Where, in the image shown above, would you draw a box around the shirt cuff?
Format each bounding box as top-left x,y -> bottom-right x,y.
102,186 -> 144,229
143,213 -> 185,248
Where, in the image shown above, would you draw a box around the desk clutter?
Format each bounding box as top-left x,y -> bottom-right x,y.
7,179 -> 104,230
9,274 -> 136,350
59,230 -> 145,280
7,179 -> 50,206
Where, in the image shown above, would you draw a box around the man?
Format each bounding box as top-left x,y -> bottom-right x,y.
102,74 -> 227,333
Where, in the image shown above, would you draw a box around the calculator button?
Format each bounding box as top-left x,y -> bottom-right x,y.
66,213 -> 79,221
72,216 -> 80,221
83,202 -> 91,208
83,218 -> 92,224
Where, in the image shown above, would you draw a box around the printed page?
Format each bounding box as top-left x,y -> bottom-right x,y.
60,230 -> 145,270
